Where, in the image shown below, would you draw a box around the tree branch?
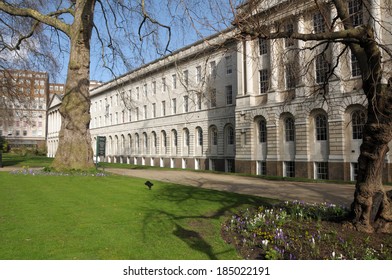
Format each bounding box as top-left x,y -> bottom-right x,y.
0,1 -> 71,36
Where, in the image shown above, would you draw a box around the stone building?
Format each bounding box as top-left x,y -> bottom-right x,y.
47,0 -> 392,182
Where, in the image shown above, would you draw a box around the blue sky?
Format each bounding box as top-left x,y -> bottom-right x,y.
55,0 -> 238,84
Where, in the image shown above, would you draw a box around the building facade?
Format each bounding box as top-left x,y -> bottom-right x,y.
0,69 -> 49,147
47,0 -> 392,182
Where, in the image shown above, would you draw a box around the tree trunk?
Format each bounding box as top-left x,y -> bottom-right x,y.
51,0 -> 96,170
351,35 -> 392,232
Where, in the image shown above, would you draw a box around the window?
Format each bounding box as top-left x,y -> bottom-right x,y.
136,87 -> 140,99
152,103 -> 156,118
315,162 -> 328,180
183,70 -> 189,86
135,107 -> 139,121
184,129 -> 190,146
352,110 -> 366,139
285,117 -> 295,142
227,126 -> 235,145
196,66 -> 202,83
184,96 -> 189,113
315,54 -> 329,84
351,53 -> 361,77
161,101 -> 166,116
259,38 -> 268,55
162,131 -> 167,151
257,161 -> 267,175
285,23 -> 295,48
172,74 -> 177,89
285,161 -> 295,177
172,98 -> 176,114
210,61 -> 217,77
259,119 -> 267,143
211,127 -> 218,146
143,84 -> 147,97
351,162 -> 359,181
348,0 -> 363,27
285,64 -> 296,89
313,12 -> 325,33
210,89 -> 217,108
143,105 -> 147,119
226,85 -> 233,105
196,93 -> 202,110
173,130 -> 178,147
197,127 -> 203,146
162,78 -> 166,92
152,81 -> 156,94
315,114 -> 328,141
259,69 -> 269,93
225,56 -> 233,75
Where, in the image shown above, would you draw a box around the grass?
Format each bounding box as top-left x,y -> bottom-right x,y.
1,153 -> 53,168
0,170 -> 270,260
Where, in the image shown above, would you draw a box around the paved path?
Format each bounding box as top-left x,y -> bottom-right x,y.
107,168 -> 358,206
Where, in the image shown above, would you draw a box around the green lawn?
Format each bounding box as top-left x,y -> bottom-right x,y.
0,171 -> 270,260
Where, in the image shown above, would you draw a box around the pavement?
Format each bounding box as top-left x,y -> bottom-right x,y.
107,168 -> 359,207
2,165 -> 389,207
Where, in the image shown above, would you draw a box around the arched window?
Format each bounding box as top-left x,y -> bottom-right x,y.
315,114 -> 328,141
226,126 -> 235,145
183,128 -> 190,146
197,127 -> 203,146
210,126 -> 218,146
152,131 -> 157,148
172,130 -> 178,147
143,132 -> 148,151
285,117 -> 295,142
161,131 -> 167,149
352,110 -> 366,139
259,119 -> 267,143
135,133 -> 139,152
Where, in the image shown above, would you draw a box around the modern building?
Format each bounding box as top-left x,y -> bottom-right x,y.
0,69 -> 50,147
47,0 -> 392,182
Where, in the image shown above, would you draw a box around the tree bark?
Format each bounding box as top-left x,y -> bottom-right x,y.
350,29 -> 392,233
52,0 -> 96,170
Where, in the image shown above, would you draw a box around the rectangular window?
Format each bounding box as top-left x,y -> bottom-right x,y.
351,162 -> 359,181
259,69 -> 269,93
285,161 -> 295,177
313,12 -> 325,33
143,105 -> 147,119
152,81 -> 156,94
315,54 -> 329,84
196,66 -> 202,83
257,161 -> 267,176
162,78 -> 166,92
315,162 -> 328,180
210,89 -> 217,108
351,53 -> 361,77
259,38 -> 268,55
196,93 -> 202,110
225,56 -> 233,75
172,98 -> 176,114
183,70 -> 189,86
143,84 -> 147,97
210,61 -> 217,77
136,87 -> 140,99
184,96 -> 189,113
161,101 -> 166,116
348,0 -> 363,27
172,74 -> 177,89
152,103 -> 156,118
285,64 -> 296,89
136,107 -> 139,121
226,85 -> 233,105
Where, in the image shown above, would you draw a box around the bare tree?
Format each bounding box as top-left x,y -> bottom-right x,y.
0,0 -> 178,170
233,0 -> 392,233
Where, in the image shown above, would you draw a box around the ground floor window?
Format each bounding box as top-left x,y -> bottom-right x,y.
315,162 -> 328,180
351,162 -> 359,181
284,161 -> 295,177
209,159 -> 216,171
226,159 -> 235,173
257,161 -> 267,176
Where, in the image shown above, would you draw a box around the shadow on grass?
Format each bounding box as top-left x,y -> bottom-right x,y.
142,182 -> 278,259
